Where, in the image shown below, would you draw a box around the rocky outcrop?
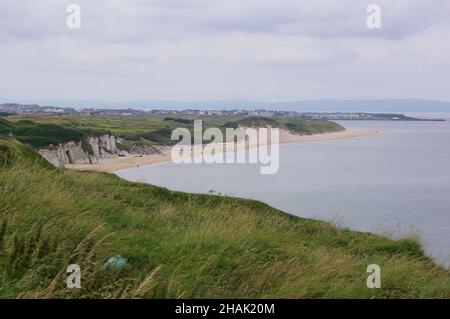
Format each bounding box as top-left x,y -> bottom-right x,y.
125,144 -> 162,156
98,134 -> 118,159
38,134 -> 167,169
87,136 -> 100,163
38,147 -> 66,168
39,134 -> 119,168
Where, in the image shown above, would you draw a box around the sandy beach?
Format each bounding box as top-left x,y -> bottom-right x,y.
65,128 -> 378,172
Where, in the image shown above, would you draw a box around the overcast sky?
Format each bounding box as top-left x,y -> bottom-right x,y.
1,0 -> 449,103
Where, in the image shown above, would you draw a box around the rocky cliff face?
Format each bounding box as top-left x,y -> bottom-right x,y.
38,134 -> 120,168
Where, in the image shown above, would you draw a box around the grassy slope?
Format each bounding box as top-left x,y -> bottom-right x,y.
0,139 -> 448,298
0,118 -> 110,148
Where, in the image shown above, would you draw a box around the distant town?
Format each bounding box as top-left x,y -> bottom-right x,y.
0,102 -> 444,121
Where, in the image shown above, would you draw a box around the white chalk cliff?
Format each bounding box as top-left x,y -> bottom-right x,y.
38,134 -> 119,168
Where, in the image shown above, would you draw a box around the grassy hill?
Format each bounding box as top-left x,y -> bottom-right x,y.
0,138 -> 448,298
236,116 -> 345,135
4,115 -> 345,147
0,118 -> 109,148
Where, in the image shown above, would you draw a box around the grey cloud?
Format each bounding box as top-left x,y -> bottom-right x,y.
2,0 -> 450,43
0,0 -> 449,102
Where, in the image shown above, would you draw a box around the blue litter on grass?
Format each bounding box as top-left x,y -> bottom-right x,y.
104,256 -> 128,270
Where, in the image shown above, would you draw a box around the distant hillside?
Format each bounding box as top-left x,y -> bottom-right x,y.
0,139 -> 448,298
0,118 -> 109,148
1,116 -> 345,148
236,117 -> 345,135
3,98 -> 450,113
0,118 -> 86,148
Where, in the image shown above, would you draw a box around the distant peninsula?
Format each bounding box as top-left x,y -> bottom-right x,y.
0,102 -> 445,121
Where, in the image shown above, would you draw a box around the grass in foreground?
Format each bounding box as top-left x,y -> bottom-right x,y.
0,139 -> 448,298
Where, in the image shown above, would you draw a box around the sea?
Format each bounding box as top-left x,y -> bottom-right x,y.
117,118 -> 450,268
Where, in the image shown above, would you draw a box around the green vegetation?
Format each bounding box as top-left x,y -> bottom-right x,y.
236,116 -> 345,135
6,115 -> 345,148
163,117 -> 195,125
235,117 -> 280,128
0,138 -> 448,298
0,118 -> 109,148
280,119 -> 345,135
116,139 -> 160,153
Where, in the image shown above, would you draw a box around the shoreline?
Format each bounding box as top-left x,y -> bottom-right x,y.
65,128 -> 379,172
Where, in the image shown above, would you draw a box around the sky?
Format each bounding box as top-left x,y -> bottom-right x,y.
1,0 -> 450,103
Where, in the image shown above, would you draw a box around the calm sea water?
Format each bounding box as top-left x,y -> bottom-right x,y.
117,120 -> 450,267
